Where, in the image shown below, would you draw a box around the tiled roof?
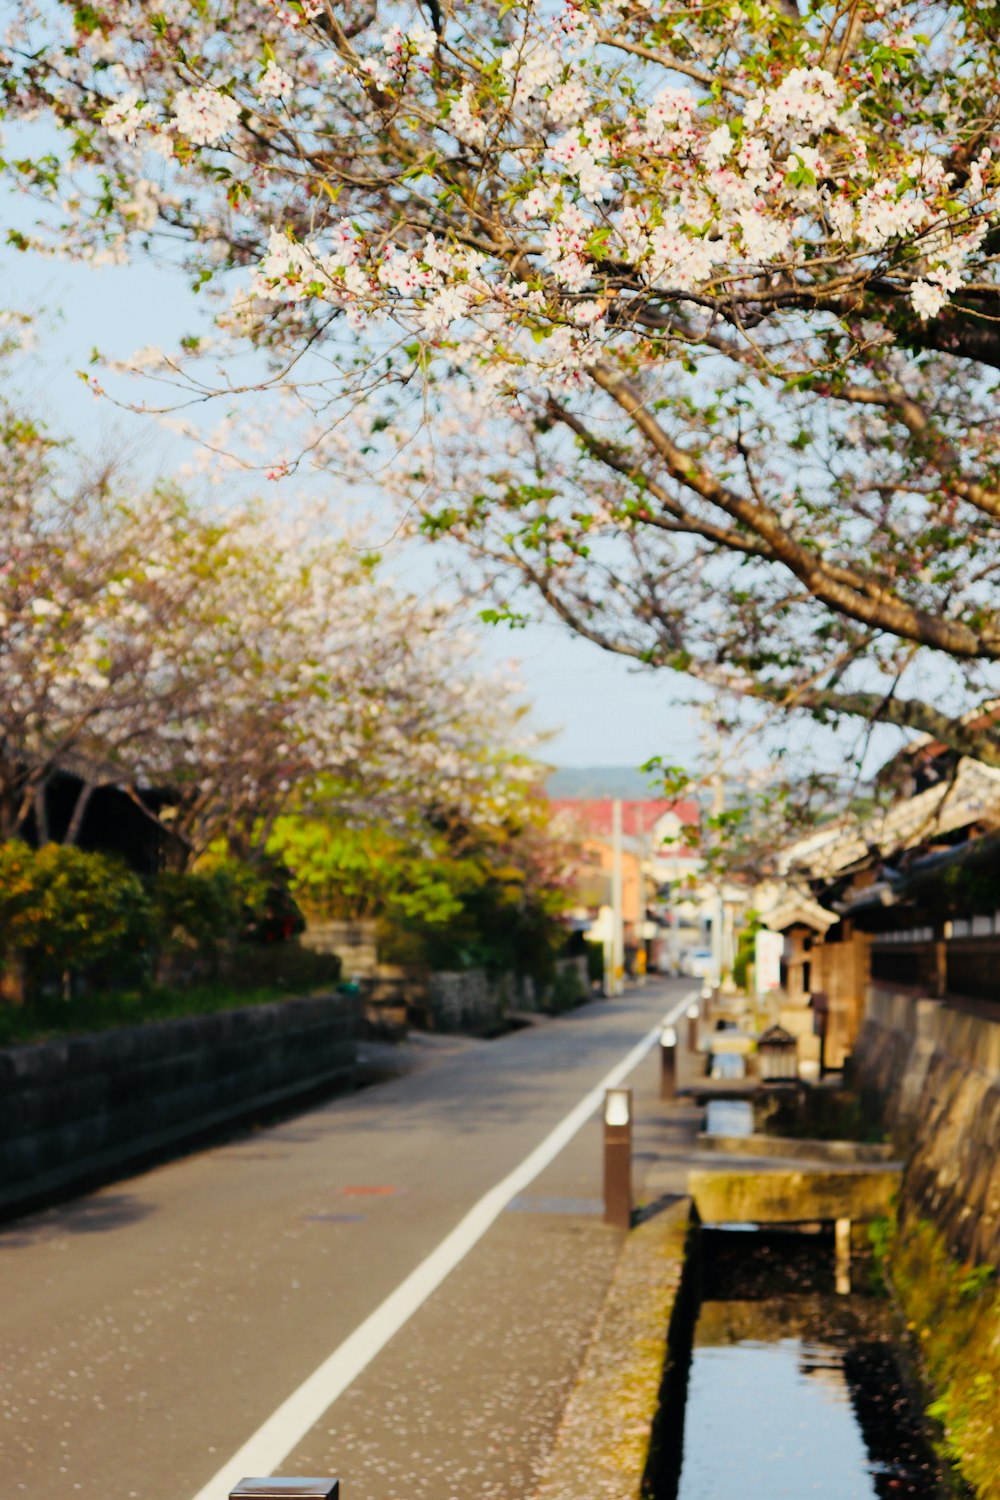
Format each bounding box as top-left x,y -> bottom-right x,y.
779,756 -> 1000,879
548,797 -> 701,843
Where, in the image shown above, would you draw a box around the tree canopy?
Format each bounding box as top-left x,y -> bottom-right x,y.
0,381 -> 533,861
6,1 -> 1000,762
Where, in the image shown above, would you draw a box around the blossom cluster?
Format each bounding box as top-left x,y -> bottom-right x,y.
217,21 -> 998,367
257,60 -> 294,100
7,0 -> 1000,808
172,86 -> 240,145
12,0 -> 1000,407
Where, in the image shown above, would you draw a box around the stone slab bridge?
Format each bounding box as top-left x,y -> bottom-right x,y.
687,1162 -> 902,1293
687,1164 -> 901,1227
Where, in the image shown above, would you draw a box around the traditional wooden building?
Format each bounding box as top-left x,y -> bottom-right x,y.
759,737 -> 1000,1069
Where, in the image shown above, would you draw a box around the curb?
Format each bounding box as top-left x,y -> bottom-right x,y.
533,1197 -> 693,1500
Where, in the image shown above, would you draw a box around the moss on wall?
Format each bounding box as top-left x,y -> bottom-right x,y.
886,1217 -> 1000,1499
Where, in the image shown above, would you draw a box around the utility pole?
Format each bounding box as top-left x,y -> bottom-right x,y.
710,773 -> 725,985
637,814 -> 650,985
611,797 -> 625,996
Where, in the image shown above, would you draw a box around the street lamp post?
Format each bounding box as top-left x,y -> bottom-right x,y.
610,798 -> 625,995
686,1001 -> 699,1054
603,1087 -> 633,1228
230,1482 -> 340,1499
660,1025 -> 678,1101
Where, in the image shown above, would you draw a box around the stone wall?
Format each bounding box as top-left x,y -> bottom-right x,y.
425,958 -> 588,1034
852,983 -> 1000,1264
302,918 -> 378,978
0,992 -> 361,1216
425,969 -> 517,1033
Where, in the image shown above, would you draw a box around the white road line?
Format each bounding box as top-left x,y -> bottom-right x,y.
189,988 -> 698,1500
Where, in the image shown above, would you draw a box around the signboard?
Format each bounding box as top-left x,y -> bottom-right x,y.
755,928 -> 784,995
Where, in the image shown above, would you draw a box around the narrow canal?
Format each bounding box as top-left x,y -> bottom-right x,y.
649,1227 -> 963,1500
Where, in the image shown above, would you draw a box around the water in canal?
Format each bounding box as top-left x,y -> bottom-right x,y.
649,1228 -> 963,1500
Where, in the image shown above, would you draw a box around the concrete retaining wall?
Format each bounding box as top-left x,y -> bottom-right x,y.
853,984 -> 1000,1264
0,992 -> 361,1215
688,1164 -> 901,1226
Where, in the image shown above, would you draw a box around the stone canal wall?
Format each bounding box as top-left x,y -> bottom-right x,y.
0,992 -> 361,1215
852,984 -> 1000,1264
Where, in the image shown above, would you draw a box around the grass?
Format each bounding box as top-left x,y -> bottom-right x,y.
888,1216 -> 1000,1498
757,1086 -> 887,1143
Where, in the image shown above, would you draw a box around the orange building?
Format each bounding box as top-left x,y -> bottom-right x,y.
549,798 -> 702,961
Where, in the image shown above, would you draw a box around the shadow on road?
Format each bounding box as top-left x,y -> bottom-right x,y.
0,1191 -> 155,1247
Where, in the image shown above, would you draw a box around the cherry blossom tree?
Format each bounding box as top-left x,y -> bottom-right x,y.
146,514 -> 539,866
0,384 -> 532,862
0,396 -> 243,842
7,1 -> 1000,761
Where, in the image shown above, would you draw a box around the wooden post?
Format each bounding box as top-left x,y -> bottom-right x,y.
934,934 -> 948,999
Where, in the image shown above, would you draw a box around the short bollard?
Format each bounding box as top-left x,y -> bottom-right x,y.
835,1217 -> 852,1297
230,1481 -> 340,1499
686,1001 -> 700,1054
603,1087 -> 633,1228
660,1024 -> 678,1101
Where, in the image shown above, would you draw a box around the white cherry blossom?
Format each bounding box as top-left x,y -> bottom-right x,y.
102,91 -> 154,145
172,87 -> 240,146
257,60 -> 294,100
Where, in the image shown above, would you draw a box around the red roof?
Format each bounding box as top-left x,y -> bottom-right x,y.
548,797 -> 700,841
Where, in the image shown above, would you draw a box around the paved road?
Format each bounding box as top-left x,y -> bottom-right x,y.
0,980 -> 693,1500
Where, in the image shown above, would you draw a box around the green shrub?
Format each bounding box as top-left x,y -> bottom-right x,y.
241,863 -> 305,943
0,841 -> 46,956
151,867 -> 248,958
270,813 -> 567,982
867,1212 -> 895,1295
224,941 -> 341,992
0,835 -> 333,1032
548,962 -> 585,1013
732,911 -> 761,992
25,844 -> 154,989
152,858 -> 303,963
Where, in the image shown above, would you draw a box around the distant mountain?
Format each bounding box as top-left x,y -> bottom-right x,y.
546,765 -> 658,799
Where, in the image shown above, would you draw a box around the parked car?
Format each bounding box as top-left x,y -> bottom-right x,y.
682,948 -> 717,980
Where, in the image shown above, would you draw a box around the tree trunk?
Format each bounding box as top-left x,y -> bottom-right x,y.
64,781 -> 95,846
33,785 -> 50,846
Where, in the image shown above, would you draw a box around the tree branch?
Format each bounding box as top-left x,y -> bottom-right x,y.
589,362 -> 1000,659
